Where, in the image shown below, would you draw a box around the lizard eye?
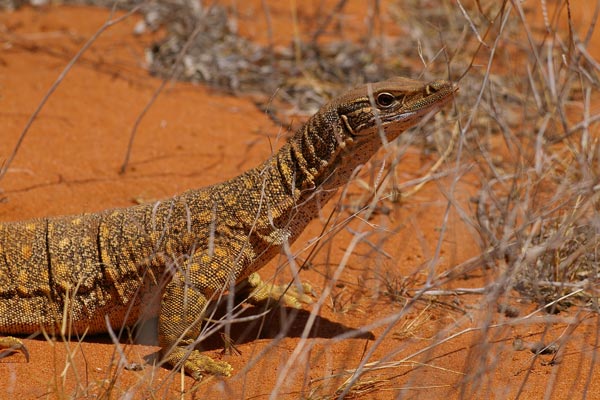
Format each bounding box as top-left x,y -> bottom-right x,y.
376,92 -> 396,108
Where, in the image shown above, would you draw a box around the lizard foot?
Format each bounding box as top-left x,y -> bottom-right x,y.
247,272 -> 313,309
0,336 -> 29,362
167,347 -> 233,380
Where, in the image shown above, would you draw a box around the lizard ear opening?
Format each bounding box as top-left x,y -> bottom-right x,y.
425,83 -> 440,95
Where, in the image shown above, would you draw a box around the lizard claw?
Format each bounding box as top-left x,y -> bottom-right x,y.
247,272 -> 314,309
166,347 -> 233,380
0,336 -> 29,362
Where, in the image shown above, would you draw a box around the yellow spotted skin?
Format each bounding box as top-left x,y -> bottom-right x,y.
0,77 -> 456,378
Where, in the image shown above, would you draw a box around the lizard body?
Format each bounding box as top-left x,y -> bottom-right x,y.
0,77 -> 457,378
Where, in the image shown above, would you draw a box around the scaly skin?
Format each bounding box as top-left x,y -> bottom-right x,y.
0,77 -> 457,378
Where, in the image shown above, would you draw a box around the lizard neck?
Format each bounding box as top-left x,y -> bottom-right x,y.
209,108 -> 351,242
270,105 -> 355,197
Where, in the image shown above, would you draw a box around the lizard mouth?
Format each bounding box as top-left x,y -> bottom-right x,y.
349,82 -> 458,140
381,82 -> 457,125
341,80 -> 458,138
384,82 -> 458,123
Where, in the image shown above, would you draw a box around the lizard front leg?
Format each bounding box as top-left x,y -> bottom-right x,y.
158,247 -> 244,379
159,272 -> 233,379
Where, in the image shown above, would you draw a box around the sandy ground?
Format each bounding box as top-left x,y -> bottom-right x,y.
0,2 -> 599,399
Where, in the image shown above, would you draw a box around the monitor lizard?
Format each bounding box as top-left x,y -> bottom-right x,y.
0,77 -> 457,379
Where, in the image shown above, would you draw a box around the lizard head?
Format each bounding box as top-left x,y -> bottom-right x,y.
336,77 -> 458,143
285,77 -> 457,191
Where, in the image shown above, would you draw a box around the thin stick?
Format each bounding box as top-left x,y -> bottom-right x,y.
0,5 -> 141,183
310,0 -> 348,44
120,12 -> 206,174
